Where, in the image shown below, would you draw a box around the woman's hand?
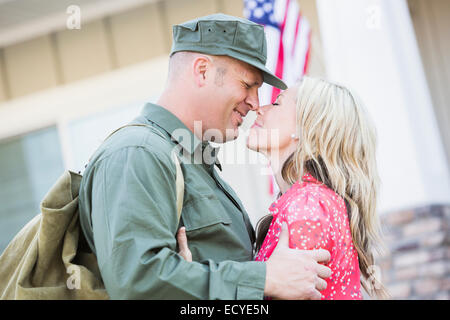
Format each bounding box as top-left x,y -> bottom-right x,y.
176,227 -> 192,262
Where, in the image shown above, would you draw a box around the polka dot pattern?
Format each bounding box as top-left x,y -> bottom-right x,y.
255,173 -> 362,300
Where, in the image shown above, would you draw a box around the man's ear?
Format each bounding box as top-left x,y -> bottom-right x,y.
192,55 -> 211,87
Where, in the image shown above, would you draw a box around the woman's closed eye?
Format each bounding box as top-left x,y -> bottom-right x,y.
272,93 -> 284,106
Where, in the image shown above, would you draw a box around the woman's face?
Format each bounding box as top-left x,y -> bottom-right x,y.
247,86 -> 298,154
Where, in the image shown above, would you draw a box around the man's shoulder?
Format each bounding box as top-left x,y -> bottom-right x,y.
101,125 -> 174,158
108,125 -> 174,153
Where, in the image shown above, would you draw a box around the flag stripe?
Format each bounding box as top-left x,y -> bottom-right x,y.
271,0 -> 290,104
303,30 -> 312,74
292,13 -> 302,56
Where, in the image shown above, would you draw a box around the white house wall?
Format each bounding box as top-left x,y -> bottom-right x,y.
316,0 -> 450,213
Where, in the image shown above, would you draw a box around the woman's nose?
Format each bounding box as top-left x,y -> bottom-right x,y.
256,104 -> 272,116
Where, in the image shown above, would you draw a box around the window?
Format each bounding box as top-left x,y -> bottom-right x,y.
0,126 -> 64,253
66,102 -> 144,174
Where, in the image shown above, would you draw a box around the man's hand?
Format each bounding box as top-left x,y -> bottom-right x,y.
264,222 -> 332,300
177,227 -> 192,262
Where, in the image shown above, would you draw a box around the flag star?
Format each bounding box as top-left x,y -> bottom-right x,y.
253,7 -> 264,19
263,2 -> 273,12
247,0 -> 257,10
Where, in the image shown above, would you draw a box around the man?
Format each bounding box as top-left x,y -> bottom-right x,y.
78,13 -> 331,299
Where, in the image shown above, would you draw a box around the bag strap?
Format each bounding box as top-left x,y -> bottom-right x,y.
172,152 -> 184,221
105,124 -> 184,221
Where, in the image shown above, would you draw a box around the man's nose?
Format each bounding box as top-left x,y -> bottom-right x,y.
245,89 -> 260,112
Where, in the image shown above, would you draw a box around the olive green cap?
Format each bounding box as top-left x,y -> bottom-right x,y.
170,13 -> 287,90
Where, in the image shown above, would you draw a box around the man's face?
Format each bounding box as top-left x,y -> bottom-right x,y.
202,56 -> 263,143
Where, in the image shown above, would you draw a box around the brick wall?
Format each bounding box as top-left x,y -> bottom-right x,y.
377,204 -> 450,299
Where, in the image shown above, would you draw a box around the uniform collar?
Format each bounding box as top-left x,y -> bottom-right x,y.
140,103 -> 222,170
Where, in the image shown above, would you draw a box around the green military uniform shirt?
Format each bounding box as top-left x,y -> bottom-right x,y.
78,103 -> 266,299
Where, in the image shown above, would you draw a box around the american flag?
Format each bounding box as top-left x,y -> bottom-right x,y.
244,0 -> 311,196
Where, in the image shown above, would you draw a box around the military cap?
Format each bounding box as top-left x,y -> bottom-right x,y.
170,13 -> 287,90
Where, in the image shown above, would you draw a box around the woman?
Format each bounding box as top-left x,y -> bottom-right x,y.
179,76 -> 388,299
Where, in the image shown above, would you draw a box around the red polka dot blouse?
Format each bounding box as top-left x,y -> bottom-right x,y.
255,173 -> 363,300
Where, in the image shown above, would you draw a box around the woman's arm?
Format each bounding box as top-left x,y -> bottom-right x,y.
285,194 -> 334,253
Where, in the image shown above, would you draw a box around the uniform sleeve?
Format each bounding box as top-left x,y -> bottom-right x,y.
284,193 -> 334,253
89,146 -> 266,299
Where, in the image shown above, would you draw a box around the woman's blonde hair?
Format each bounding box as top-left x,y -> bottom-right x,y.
256,76 -> 389,299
